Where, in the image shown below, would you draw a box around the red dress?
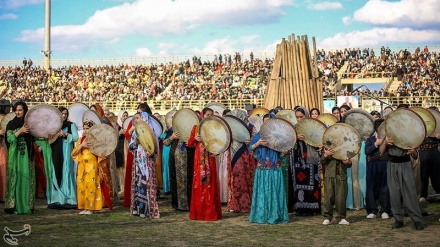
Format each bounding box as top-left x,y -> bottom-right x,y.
188,125 -> 222,221
123,121 -> 134,207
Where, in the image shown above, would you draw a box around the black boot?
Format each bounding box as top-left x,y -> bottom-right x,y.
392,220 -> 404,229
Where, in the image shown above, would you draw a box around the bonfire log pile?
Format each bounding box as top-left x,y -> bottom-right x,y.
264,34 -> 323,112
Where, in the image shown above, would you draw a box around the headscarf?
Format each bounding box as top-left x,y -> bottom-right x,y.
117,110 -> 128,127
6,101 -> 33,158
295,106 -> 310,117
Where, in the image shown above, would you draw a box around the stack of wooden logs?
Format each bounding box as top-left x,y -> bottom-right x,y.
264,34 -> 323,112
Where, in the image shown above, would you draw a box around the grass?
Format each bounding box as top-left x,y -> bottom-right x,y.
1,196 -> 439,246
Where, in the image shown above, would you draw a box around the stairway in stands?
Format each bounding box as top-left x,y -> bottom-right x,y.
385,78 -> 401,93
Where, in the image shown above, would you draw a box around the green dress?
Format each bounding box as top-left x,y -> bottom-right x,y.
4,128 -> 35,214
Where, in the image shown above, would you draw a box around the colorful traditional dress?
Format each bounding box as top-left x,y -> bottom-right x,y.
188,125 -> 222,221
72,138 -> 103,211
0,136 -> 7,202
123,120 -> 135,207
49,121 -> 79,208
4,117 -> 35,214
249,132 -> 289,224
129,112 -> 160,219
160,131 -> 171,193
227,140 -> 255,213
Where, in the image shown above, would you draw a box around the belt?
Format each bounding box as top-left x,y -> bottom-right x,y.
388,155 -> 411,163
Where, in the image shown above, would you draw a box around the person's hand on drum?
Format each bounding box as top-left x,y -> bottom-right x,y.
407,147 -> 417,156
244,139 -> 251,145
258,139 -> 268,146
374,138 -> 383,148
195,134 -> 202,142
281,150 -> 289,156
385,136 -> 394,145
323,148 -> 335,157
129,126 -> 135,135
171,132 -> 180,140
119,128 -> 126,135
297,134 -> 305,141
342,158 -> 352,165
436,133 -> 440,139
16,124 -> 29,136
80,140 -> 91,149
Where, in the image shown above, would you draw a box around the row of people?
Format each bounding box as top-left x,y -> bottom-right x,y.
0,101 -> 438,229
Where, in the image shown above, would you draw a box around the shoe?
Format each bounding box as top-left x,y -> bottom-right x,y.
83,210 -> 93,215
322,219 -> 331,225
414,222 -> 424,230
339,219 -> 350,225
419,197 -> 426,203
140,214 -> 146,218
381,212 -> 390,219
366,213 -> 376,219
79,210 -> 87,215
392,220 -> 404,229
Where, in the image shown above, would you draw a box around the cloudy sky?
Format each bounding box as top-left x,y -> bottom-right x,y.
0,0 -> 439,61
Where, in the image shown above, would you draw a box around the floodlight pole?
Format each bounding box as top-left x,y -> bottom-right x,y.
43,0 -> 51,69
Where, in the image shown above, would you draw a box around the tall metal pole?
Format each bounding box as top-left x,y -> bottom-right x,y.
43,0 -> 51,69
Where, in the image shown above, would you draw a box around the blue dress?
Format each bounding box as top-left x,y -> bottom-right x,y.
160,131 -> 171,193
249,133 -> 289,224
49,123 -> 79,208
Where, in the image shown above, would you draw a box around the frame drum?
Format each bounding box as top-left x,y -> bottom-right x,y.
260,118 -> 297,152
68,102 -> 89,130
122,116 -> 133,130
249,107 -> 269,117
427,108 -> 440,138
1,112 -> 15,131
295,118 -> 327,147
342,108 -> 375,139
135,120 -> 157,154
199,115 -> 232,154
205,102 -> 227,116
384,109 -> 426,149
323,123 -> 361,160
82,110 -> 102,125
172,108 -> 200,142
87,123 -> 119,157
410,107 -> 436,137
25,104 -> 63,139
276,109 -> 297,126
317,113 -> 338,127
223,115 -> 251,143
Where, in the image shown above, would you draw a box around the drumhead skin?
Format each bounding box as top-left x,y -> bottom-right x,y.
205,102 -> 227,116
199,115 -> 232,154
68,102 -> 89,130
165,110 -> 177,129
427,108 -> 440,138
122,116 -> 133,130
172,108 -> 200,142
260,118 -> 297,152
1,112 -> 15,131
384,109 -> 426,149
149,114 -> 164,137
317,113 -> 338,127
82,110 -> 102,125
25,104 -> 63,139
249,107 -> 269,117
323,123 -> 361,160
87,123 -> 118,157
276,109 -> 297,126
135,120 -> 157,154
410,107 -> 436,137
342,108 -> 375,139
296,118 -> 327,147
223,115 -> 251,143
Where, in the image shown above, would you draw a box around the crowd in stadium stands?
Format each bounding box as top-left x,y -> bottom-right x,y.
0,46 -> 438,103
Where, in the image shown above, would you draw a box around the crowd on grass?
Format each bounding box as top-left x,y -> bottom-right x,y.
0,46 -> 438,103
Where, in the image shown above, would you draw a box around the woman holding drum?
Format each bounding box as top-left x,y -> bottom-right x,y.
71,120 -> 105,215
4,101 -> 35,214
249,113 -> 289,224
49,106 -> 79,209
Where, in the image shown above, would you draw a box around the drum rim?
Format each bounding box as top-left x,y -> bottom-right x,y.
427,108 -> 440,138
199,115 -> 232,154
82,109 -> 102,125
316,113 -> 339,126
249,107 -> 269,117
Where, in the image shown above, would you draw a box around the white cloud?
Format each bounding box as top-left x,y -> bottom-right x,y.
308,1 -> 343,11
0,13 -> 18,20
342,16 -> 351,25
16,0 -> 293,54
318,28 -> 440,49
135,47 -> 152,57
351,0 -> 440,29
0,0 -> 44,9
